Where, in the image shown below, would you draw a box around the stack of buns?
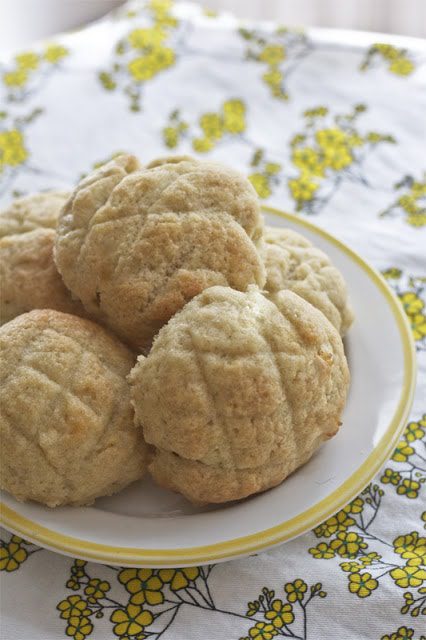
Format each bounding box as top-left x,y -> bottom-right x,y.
0,155 -> 352,507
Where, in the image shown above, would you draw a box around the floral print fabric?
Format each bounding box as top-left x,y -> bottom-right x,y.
0,2 -> 425,638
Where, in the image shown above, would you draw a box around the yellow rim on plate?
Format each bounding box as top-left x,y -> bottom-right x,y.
0,208 -> 417,566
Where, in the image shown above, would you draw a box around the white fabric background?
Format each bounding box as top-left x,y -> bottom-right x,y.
0,2 -> 425,639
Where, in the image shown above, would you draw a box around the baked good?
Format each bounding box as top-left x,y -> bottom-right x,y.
0,190 -> 84,324
54,154 -> 265,350
0,191 -> 69,238
0,309 -> 148,507
129,285 -> 349,504
0,229 -> 85,324
262,226 -> 354,336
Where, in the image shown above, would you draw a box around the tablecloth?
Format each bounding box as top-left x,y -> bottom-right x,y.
0,1 -> 425,638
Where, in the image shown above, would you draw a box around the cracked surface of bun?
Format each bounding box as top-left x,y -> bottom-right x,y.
262,226 -> 354,336
0,228 -> 85,324
0,191 -> 84,325
129,285 -> 349,504
0,191 -> 69,238
0,309 -> 148,507
54,155 -> 265,349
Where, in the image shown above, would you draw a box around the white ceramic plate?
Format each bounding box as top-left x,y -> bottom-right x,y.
0,208 -> 416,567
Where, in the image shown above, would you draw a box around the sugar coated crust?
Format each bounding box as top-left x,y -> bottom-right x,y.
0,309 -> 148,507
54,155 -> 265,349
262,226 -> 354,336
0,228 -> 85,324
129,285 -> 349,504
0,191 -> 69,238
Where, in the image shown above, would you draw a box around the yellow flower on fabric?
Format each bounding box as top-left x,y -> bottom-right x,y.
409,313 -> 426,341
265,599 -> 294,628
0,129 -> 28,170
249,173 -> 271,199
314,508 -> 355,537
347,133 -> 364,147
288,175 -> 319,204
411,180 -> 426,198
360,553 -> 381,565
347,498 -> 364,514
44,44 -> 68,64
340,561 -> 362,573
118,568 -> 164,605
151,46 -> 175,69
66,578 -> 80,591
158,567 -> 199,591
263,69 -> 288,97
348,572 -> 378,597
110,604 -> 153,637
304,107 -> 328,119
66,615 -> 93,640
330,531 -> 367,558
15,51 -> 39,71
164,126 -> 178,148
0,540 -> 27,571
382,267 -> 402,280
397,479 -> 421,499
292,147 -> 324,177
382,627 -> 414,640
259,44 -> 286,65
149,0 -> 176,25
390,565 -> 426,588
264,162 -> 281,175
316,127 -> 348,148
381,468 -> 401,485
407,212 -> 426,227
3,69 -> 28,87
405,418 -> 425,442
199,113 -> 223,140
393,533 -> 426,564
223,99 -> 246,134
400,292 -> 424,316
398,195 -> 419,215
84,578 -> 110,603
150,0 -> 173,12
389,58 -> 415,76
71,559 -> 87,579
322,144 -> 353,171
127,46 -> 174,82
262,68 -> 283,89
192,137 -> 213,153
128,27 -> 166,49
99,71 -> 116,90
392,440 -> 414,462
284,579 -> 307,603
373,44 -> 400,60
309,542 -> 335,559
57,596 -> 91,620
128,56 -> 156,82
248,621 -> 277,639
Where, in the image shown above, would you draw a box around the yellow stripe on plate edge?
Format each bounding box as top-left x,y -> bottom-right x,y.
0,208 -> 417,567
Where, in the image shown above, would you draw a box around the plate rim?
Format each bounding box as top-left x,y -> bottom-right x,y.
0,206 -> 417,567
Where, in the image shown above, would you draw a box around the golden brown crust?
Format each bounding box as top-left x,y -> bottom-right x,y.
261,226 -> 354,336
129,285 -> 349,504
0,309 -> 148,507
54,154 -> 265,349
0,229 -> 85,325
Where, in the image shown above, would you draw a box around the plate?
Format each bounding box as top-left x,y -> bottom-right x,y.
0,208 -> 416,567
